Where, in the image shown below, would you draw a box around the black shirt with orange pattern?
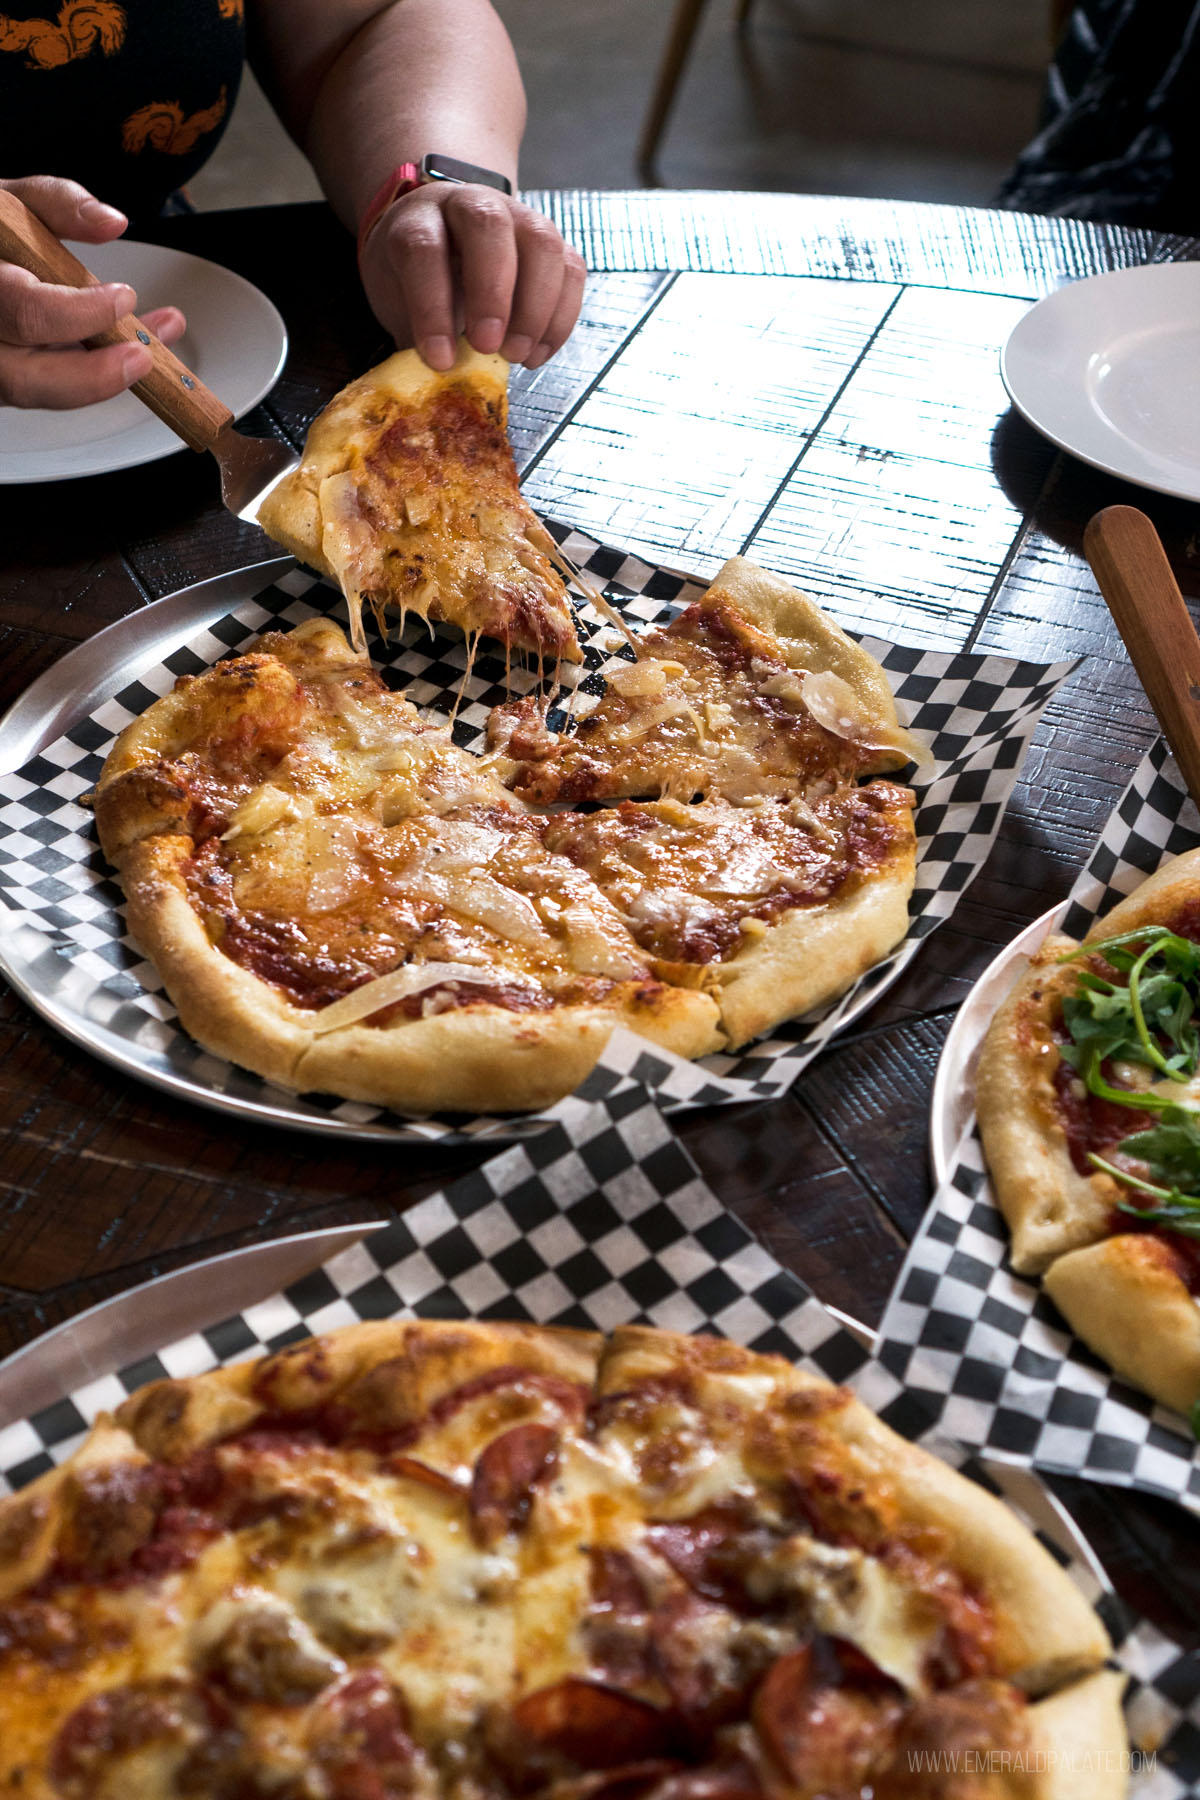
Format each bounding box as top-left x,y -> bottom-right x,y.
0,0 -> 246,221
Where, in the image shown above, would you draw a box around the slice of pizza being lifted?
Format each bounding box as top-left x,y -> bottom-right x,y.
257,344 -> 582,667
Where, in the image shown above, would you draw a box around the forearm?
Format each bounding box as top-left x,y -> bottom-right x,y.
250,0 -> 528,235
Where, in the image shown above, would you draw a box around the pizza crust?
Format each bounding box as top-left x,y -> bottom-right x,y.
1082,845 -> 1200,943
715,824 -> 916,1048
1025,1669 -> 1130,1800
1043,1233 -> 1200,1417
975,936 -> 1118,1274
293,982 -> 721,1113
117,1318 -> 602,1462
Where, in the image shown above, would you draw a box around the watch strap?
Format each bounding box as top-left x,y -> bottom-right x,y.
356,155 -> 514,260
355,162 -> 422,259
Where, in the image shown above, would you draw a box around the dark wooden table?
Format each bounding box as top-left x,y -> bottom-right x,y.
2,190 -> 1198,1644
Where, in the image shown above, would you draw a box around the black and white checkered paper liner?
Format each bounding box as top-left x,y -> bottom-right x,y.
876,738 -> 1200,1514
0,1085 -> 1189,1792
0,524 -> 1075,1142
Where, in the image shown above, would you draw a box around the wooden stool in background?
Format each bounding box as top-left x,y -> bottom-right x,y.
637,0 -> 1077,187
637,0 -> 756,184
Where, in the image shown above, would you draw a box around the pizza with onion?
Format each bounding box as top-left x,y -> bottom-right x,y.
91,549 -> 922,1111
256,344 -> 581,667
977,847 -> 1200,1420
0,1319 -> 1126,1798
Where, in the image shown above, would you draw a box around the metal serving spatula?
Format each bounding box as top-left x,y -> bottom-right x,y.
0,188 -> 296,520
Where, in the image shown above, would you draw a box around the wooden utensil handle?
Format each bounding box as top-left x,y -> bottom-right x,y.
0,188 -> 231,452
1084,504 -> 1200,805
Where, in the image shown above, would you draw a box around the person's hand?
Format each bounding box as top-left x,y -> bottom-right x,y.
357,181 -> 586,373
0,175 -> 187,409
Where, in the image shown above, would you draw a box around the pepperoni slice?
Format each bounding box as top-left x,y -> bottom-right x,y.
590,1546 -> 650,1616
550,1761 -> 686,1800
469,1422 -> 559,1546
310,1668 -> 420,1798
752,1646 -> 903,1792
649,1588 -> 770,1731
644,1505 -> 767,1610
587,1548 -> 655,1691
510,1678 -> 680,1770
642,1756 -> 764,1800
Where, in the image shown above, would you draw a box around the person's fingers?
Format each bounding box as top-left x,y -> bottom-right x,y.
0,174 -> 127,244
524,248 -> 587,369
0,339 -> 151,409
139,304 -> 187,346
359,191 -> 586,370
437,187 -> 518,357
0,263 -> 137,348
500,208 -> 580,365
369,191 -> 458,370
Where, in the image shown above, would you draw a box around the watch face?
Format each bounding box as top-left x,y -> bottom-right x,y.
421,153 -> 513,195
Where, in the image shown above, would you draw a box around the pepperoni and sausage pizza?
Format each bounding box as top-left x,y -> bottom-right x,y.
0,1320 -> 1126,1798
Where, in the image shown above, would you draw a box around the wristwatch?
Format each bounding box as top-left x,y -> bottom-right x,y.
356,153 -> 514,257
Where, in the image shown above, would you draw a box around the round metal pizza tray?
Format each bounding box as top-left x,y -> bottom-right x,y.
0,552 -> 983,1145
0,561 -> 540,1146
928,902 -> 1066,1187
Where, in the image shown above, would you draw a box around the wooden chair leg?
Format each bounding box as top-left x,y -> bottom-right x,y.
1049,0 -> 1074,44
636,0 -> 711,184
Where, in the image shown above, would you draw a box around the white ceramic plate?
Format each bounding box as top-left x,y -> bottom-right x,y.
0,238 -> 287,483
1001,262 -> 1200,504
928,903 -> 1066,1186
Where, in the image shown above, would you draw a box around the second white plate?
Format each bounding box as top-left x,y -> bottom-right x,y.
0,237 -> 288,483
1001,261 -> 1200,504
929,903 -> 1066,1186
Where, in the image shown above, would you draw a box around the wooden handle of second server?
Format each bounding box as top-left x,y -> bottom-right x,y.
1084,504 -> 1200,805
0,188 -> 231,452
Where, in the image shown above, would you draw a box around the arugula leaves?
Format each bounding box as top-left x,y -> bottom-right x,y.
1055,929 -> 1200,1233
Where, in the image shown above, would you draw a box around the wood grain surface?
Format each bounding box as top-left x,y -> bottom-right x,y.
2,192 -> 1199,1645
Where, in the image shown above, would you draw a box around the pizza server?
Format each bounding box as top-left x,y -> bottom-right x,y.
0,187 -> 296,521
